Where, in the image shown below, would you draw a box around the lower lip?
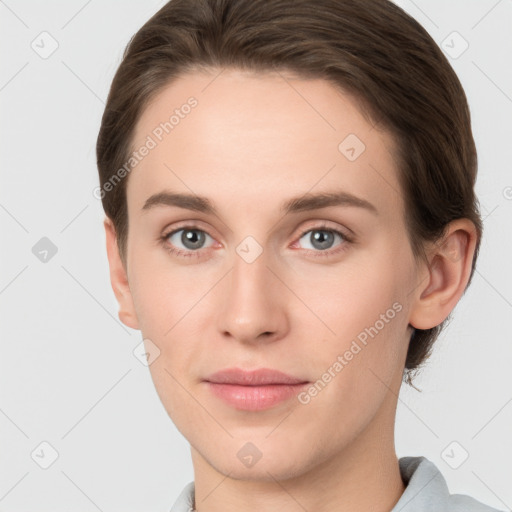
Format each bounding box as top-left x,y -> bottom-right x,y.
205,382 -> 309,411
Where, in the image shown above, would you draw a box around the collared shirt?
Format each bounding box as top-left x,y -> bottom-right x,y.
169,456 -> 504,512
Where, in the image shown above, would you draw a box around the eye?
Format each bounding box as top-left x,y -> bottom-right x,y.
161,226 -> 215,257
160,223 -> 353,259
294,225 -> 351,257
298,229 -> 342,250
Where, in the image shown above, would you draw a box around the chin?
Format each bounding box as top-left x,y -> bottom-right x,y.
212,456 -> 307,483
196,435 -> 322,483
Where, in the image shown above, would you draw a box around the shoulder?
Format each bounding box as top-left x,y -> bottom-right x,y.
393,456 -> 505,512
169,481 -> 195,512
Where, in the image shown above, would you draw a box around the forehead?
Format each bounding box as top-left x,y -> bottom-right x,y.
128,68 -> 403,219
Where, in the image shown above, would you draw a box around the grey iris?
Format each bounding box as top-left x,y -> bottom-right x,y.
182,229 -> 205,250
310,230 -> 334,250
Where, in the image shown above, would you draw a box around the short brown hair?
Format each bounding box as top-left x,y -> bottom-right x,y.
96,0 -> 483,386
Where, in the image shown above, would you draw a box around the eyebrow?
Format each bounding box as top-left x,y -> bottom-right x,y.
141,190 -> 378,216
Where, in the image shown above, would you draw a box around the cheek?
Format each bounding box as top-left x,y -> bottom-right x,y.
128,259 -> 206,424
293,249 -> 410,381
127,251 -> 218,388
293,268 -> 408,423
127,244 -> 199,335
299,258 -> 401,336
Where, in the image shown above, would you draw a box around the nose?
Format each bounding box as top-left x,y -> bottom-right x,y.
216,244 -> 289,345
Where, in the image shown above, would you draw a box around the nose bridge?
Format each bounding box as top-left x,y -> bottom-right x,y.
216,239 -> 287,342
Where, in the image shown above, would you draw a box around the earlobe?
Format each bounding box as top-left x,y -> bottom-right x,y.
103,217 -> 140,330
409,219 -> 477,330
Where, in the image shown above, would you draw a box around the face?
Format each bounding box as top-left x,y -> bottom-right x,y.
114,68 -> 422,481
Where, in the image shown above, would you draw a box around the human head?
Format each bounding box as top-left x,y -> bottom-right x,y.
96,0 -> 484,486
96,0 -> 482,384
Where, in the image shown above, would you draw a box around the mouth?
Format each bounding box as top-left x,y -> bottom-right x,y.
203,367 -> 310,411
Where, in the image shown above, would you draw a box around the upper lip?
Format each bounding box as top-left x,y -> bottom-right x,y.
205,368 -> 308,386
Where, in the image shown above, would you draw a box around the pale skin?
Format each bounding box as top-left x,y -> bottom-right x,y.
104,68 -> 477,512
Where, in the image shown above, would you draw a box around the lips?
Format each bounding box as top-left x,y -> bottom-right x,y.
203,368 -> 310,411
204,367 -> 308,386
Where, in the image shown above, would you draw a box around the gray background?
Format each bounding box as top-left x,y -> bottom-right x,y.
1,0 -> 511,510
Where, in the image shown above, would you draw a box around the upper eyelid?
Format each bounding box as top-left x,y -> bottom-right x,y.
163,219 -> 348,235
163,220 -> 214,237
298,221 -> 349,235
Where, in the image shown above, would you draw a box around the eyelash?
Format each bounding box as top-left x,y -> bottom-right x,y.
159,222 -> 354,260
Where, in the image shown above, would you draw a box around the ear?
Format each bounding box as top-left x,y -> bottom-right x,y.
409,218 -> 478,330
104,217 -> 140,330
